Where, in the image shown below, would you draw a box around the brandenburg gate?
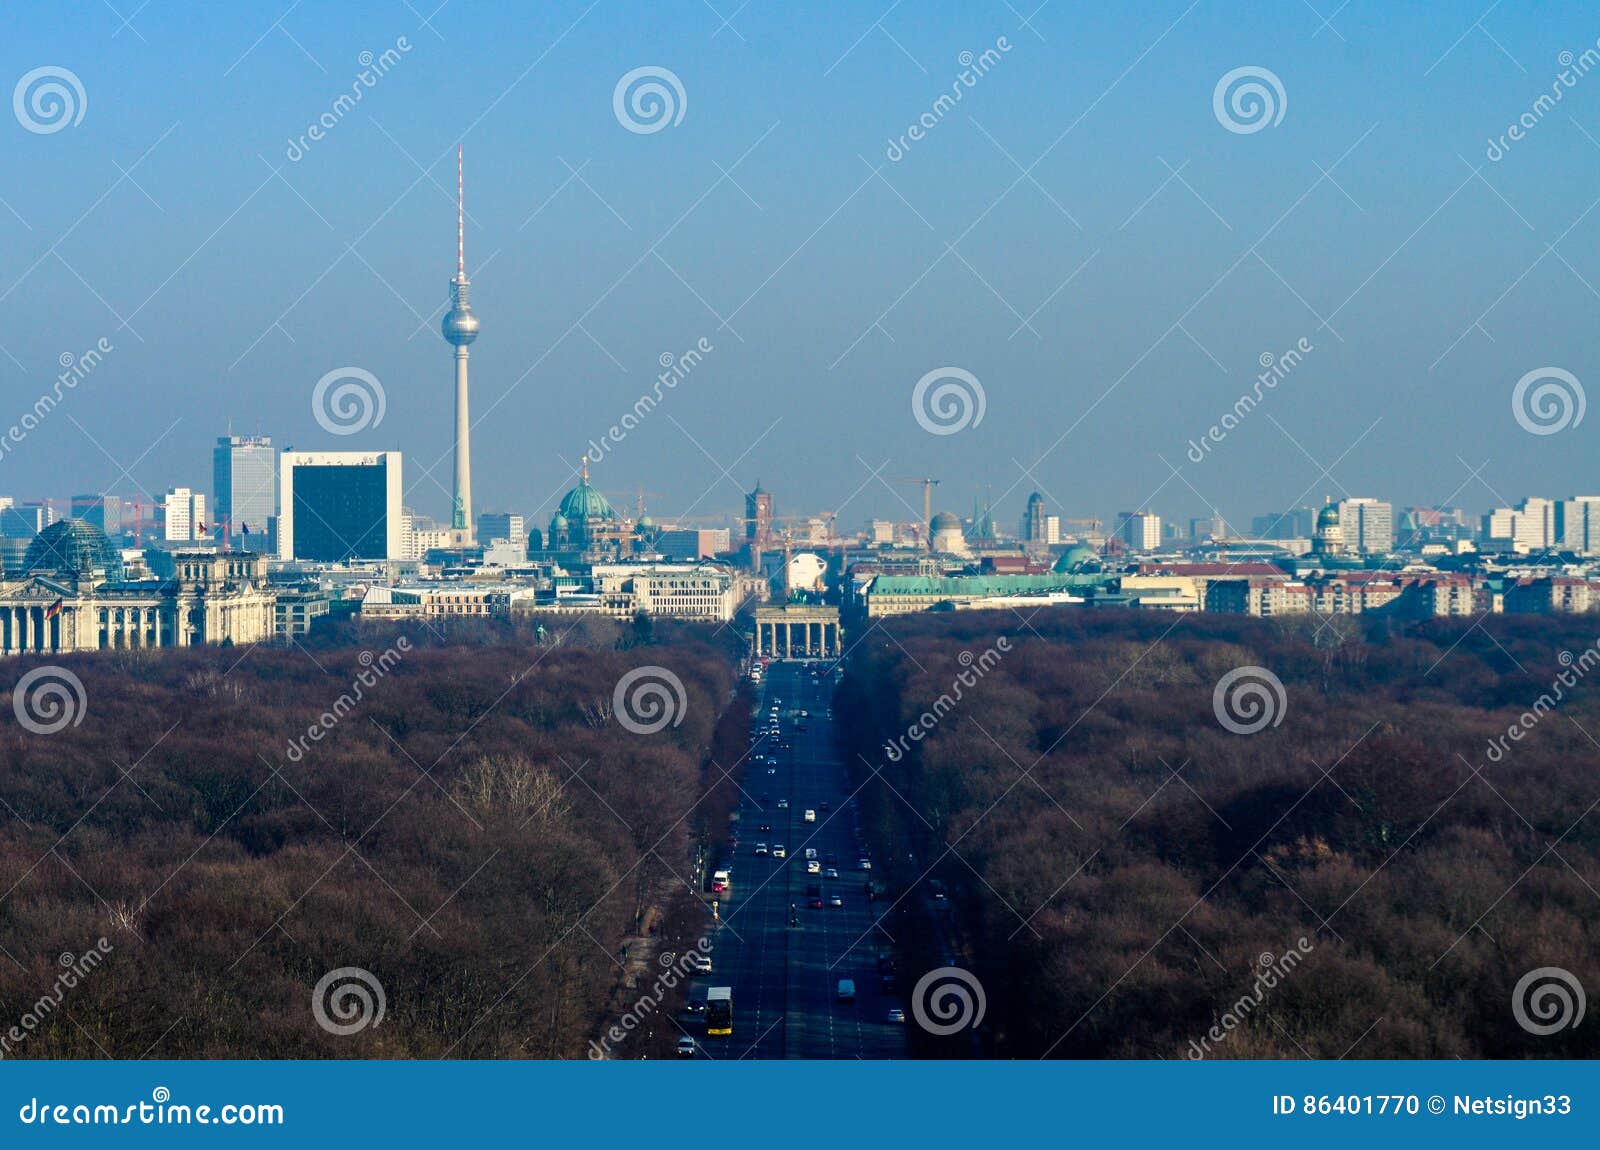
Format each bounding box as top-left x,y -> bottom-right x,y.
752,605 -> 841,660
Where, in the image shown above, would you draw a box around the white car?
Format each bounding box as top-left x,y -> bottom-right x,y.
806,860 -> 821,874
804,809 -> 816,823
777,798 -> 790,810
686,953 -> 712,974
772,844 -> 787,858
804,848 -> 818,860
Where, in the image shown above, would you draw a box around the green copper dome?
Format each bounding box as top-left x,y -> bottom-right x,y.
559,478 -> 615,521
1053,544 -> 1099,573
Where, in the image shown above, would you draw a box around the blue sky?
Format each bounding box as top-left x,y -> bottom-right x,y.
2,0 -> 1598,533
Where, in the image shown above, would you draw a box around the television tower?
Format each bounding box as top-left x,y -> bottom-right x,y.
442,144 -> 480,543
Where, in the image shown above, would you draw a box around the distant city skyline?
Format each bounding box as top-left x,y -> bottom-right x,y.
3,2 -> 1598,534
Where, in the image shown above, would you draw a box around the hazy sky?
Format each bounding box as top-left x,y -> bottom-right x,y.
2,1 -> 1598,534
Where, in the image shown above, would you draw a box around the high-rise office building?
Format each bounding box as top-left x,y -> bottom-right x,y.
1117,510 -> 1161,552
1251,508 -> 1316,539
162,487 -> 207,543
279,451 -> 404,563
213,435 -> 277,549
1335,498 -> 1394,553
0,503 -> 50,539
1482,497 -> 1555,552
71,493 -> 122,537
1556,496 -> 1600,555
477,512 -> 526,546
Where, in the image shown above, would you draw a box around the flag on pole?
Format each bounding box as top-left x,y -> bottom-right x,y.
44,598 -> 63,620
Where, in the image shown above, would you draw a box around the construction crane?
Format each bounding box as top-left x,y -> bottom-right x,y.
602,487 -> 667,522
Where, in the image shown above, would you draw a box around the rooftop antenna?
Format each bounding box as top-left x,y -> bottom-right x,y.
457,143 -> 465,280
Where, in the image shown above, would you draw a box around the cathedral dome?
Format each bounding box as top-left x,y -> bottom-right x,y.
22,519 -> 120,579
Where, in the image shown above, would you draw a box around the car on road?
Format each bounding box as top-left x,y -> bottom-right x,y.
804,809 -> 816,823
806,860 -> 821,874
685,998 -> 707,1015
758,823 -> 772,832
686,953 -> 713,973
754,843 -> 769,856
776,798 -> 789,809
836,978 -> 856,1002
766,767 -> 777,775
828,894 -> 843,908
824,867 -> 839,879
858,859 -> 872,870
676,1036 -> 697,1057
804,848 -> 818,860
886,1008 -> 906,1024
772,844 -> 787,858
809,895 -> 823,908
819,801 -> 830,811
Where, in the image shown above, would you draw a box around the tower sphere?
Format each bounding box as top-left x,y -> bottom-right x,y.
443,305 -> 479,345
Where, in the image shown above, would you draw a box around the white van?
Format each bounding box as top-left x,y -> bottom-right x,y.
804,809 -> 816,823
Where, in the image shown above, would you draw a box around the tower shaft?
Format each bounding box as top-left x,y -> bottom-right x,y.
453,345 -> 471,533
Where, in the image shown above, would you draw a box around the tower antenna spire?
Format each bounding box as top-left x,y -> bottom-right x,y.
457,144 -> 465,280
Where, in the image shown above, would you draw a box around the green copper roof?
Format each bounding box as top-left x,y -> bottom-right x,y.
558,479 -> 615,522
869,573 -> 1115,596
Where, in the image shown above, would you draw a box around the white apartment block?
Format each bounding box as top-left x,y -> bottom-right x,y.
162,487 -> 207,543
